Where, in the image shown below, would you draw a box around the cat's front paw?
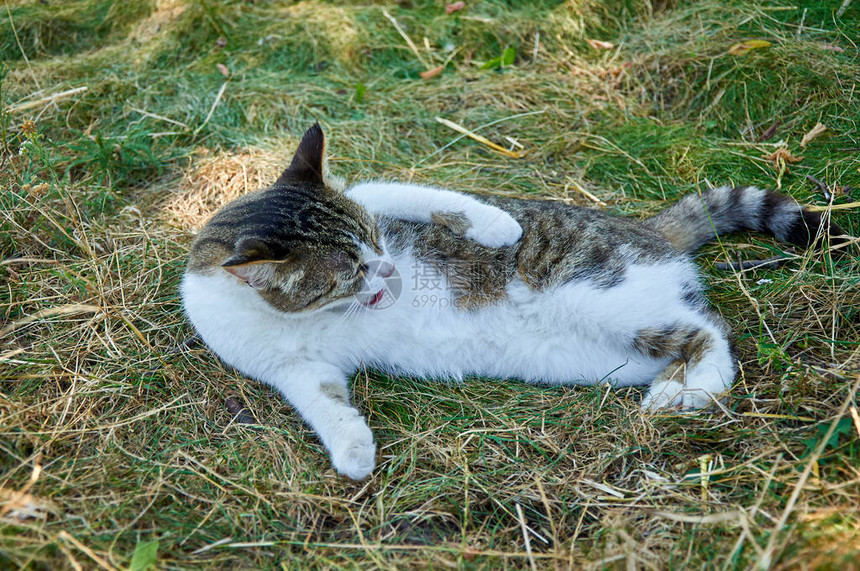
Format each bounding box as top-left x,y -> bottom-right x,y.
465,208 -> 523,248
330,423 -> 376,480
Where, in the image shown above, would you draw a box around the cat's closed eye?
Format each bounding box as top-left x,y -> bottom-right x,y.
324,251 -> 356,275
368,229 -> 383,254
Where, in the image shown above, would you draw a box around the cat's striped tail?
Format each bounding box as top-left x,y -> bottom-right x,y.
647,185 -> 846,253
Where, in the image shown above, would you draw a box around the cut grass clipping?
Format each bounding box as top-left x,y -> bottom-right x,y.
2,1 -> 859,569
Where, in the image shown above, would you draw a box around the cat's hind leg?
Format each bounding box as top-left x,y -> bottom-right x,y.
641,359 -> 686,410
637,321 -> 736,411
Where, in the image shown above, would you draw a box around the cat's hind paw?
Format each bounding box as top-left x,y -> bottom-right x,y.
641,379 -> 685,411
642,381 -> 719,411
330,424 -> 376,480
465,208 -> 523,248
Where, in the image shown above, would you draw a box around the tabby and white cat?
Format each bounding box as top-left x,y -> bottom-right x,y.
182,124 -> 843,479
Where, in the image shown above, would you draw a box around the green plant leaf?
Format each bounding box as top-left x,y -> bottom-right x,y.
728,39 -> 772,56
482,47 -> 516,70
355,82 -> 366,104
801,417 -> 854,458
481,55 -> 502,70
129,540 -> 158,571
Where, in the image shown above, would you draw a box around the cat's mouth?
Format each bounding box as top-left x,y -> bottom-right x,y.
362,289 -> 385,307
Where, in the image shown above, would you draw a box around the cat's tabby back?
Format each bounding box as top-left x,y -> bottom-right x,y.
182,124 -> 844,480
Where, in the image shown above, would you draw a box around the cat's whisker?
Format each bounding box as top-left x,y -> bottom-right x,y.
339,301 -> 361,325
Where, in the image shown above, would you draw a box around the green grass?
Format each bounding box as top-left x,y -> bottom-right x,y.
2,0 -> 859,569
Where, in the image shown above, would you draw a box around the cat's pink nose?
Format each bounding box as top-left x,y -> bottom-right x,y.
378,261 -> 396,278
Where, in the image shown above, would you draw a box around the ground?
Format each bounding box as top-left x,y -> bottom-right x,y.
1,0 -> 859,569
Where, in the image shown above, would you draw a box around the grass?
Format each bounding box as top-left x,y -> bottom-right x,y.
1,0 -> 859,568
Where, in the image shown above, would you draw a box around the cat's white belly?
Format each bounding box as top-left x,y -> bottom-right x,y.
365,316 -> 668,387
357,257 -> 698,387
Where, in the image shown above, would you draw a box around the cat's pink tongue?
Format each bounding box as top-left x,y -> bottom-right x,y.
365,290 -> 384,307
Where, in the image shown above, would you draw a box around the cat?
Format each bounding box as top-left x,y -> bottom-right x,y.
182,123 -> 845,480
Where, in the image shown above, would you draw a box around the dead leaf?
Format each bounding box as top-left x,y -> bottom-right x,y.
757,121 -> 780,142
764,147 -> 802,165
0,456 -> 58,522
216,63 -> 230,78
20,119 -> 36,136
586,38 -> 615,51
419,65 -> 445,80
765,146 -> 802,189
27,182 -> 50,198
225,397 -> 257,426
728,39 -> 772,56
445,1 -> 465,14
800,122 -> 827,147
0,488 -> 60,521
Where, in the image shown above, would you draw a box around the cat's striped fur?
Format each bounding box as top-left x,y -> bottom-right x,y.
648,184 -> 841,252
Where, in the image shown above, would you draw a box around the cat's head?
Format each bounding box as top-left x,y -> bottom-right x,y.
211,124 -> 392,313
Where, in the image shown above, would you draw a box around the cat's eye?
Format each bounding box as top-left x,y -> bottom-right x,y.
328,252 -> 355,274
370,231 -> 383,254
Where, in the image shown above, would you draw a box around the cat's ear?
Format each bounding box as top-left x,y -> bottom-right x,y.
222,261 -> 277,289
222,238 -> 282,289
277,123 -> 325,185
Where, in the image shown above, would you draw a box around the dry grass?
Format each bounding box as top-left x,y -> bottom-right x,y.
2,0 -> 859,569
160,148 -> 283,231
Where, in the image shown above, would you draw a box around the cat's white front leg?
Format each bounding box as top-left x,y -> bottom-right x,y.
271,362 -> 375,480
346,182 -> 522,247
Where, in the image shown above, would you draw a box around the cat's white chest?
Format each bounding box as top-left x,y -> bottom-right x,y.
181,272 -> 344,377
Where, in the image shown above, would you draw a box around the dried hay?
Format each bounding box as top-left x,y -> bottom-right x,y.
159,148 -> 283,232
